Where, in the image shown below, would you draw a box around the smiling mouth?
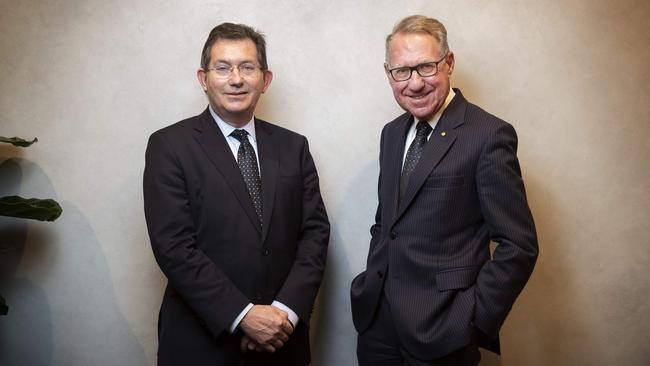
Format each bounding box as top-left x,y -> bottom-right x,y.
407,94 -> 430,101
407,90 -> 431,100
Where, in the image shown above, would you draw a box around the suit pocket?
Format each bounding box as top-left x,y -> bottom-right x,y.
423,175 -> 466,189
435,266 -> 480,291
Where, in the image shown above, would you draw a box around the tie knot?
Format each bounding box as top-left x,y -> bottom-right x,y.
230,129 -> 249,142
415,121 -> 432,137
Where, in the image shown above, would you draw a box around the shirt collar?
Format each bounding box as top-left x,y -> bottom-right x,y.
208,105 -> 257,143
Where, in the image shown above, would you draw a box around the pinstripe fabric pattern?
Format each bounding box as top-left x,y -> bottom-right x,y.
351,89 -> 538,360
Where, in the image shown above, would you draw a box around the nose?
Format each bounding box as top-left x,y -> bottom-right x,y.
407,72 -> 425,91
228,69 -> 244,86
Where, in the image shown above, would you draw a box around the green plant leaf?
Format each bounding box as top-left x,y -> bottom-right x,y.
0,294 -> 7,315
0,136 -> 38,147
0,195 -> 62,221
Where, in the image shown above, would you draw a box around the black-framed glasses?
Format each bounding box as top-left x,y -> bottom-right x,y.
207,63 -> 261,78
387,53 -> 448,82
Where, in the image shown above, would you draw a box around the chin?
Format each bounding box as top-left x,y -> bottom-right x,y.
225,108 -> 250,116
409,109 -> 434,120
224,103 -> 251,112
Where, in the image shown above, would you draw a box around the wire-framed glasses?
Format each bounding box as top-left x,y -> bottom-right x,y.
207,63 -> 261,78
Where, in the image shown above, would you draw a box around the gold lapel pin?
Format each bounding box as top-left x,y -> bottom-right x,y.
441,132 -> 447,137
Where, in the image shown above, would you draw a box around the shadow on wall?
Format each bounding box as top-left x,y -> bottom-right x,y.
500,161 -> 591,365
0,158 -> 147,366
310,160 -> 378,366
310,228 -> 353,365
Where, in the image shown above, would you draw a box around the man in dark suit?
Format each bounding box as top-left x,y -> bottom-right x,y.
351,15 -> 538,365
144,23 -> 329,366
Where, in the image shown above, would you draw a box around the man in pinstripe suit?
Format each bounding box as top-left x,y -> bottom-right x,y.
351,15 -> 538,365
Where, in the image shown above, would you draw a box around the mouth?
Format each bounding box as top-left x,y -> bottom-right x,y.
406,90 -> 431,101
407,94 -> 430,103
225,91 -> 247,96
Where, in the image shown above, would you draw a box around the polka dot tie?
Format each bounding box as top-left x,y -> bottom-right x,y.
400,121 -> 432,201
230,129 -> 263,227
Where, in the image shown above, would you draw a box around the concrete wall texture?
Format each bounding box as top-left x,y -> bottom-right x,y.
1,0 -> 648,365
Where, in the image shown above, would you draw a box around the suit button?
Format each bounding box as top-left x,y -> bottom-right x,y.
262,248 -> 270,256
390,231 -> 397,239
256,293 -> 262,301
377,270 -> 383,279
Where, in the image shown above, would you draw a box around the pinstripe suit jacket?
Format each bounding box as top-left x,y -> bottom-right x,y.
350,89 -> 538,359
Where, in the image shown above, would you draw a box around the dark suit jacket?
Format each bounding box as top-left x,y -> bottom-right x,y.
350,89 -> 538,360
144,108 -> 329,365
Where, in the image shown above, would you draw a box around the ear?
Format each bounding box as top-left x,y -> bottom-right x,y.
445,52 -> 455,75
384,63 -> 393,82
197,68 -> 208,91
261,69 -> 273,93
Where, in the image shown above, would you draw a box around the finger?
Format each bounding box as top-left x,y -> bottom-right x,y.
262,344 -> 276,353
240,337 -> 249,352
280,320 -> 293,335
276,331 -> 289,343
269,329 -> 289,343
247,342 -> 257,351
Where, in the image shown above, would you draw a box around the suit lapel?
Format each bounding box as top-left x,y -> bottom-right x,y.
194,109 -> 262,236
395,91 -> 467,221
255,118 -> 278,243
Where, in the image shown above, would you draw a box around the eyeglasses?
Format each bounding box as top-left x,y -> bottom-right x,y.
387,53 -> 448,82
207,63 -> 261,78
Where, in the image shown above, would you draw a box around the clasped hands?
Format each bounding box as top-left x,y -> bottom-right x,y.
239,304 -> 294,353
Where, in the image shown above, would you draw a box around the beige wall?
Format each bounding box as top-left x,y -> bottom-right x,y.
1,0 -> 648,365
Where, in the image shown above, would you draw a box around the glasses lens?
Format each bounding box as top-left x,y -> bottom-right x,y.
239,64 -> 257,76
417,63 -> 437,77
213,65 -> 232,77
392,68 -> 411,81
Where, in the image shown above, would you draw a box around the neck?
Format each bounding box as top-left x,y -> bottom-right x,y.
217,111 -> 254,128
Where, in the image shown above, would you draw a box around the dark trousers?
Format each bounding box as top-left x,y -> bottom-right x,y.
357,294 -> 480,366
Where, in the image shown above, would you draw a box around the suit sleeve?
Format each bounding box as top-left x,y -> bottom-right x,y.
143,131 -> 250,338
473,123 -> 539,339
275,137 -> 330,324
368,126 -> 385,252
349,126 -> 385,333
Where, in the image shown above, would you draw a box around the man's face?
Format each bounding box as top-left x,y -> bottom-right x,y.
197,38 -> 272,127
385,32 -> 454,121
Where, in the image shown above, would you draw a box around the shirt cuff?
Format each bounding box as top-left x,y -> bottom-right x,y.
272,300 -> 299,328
228,303 -> 254,334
